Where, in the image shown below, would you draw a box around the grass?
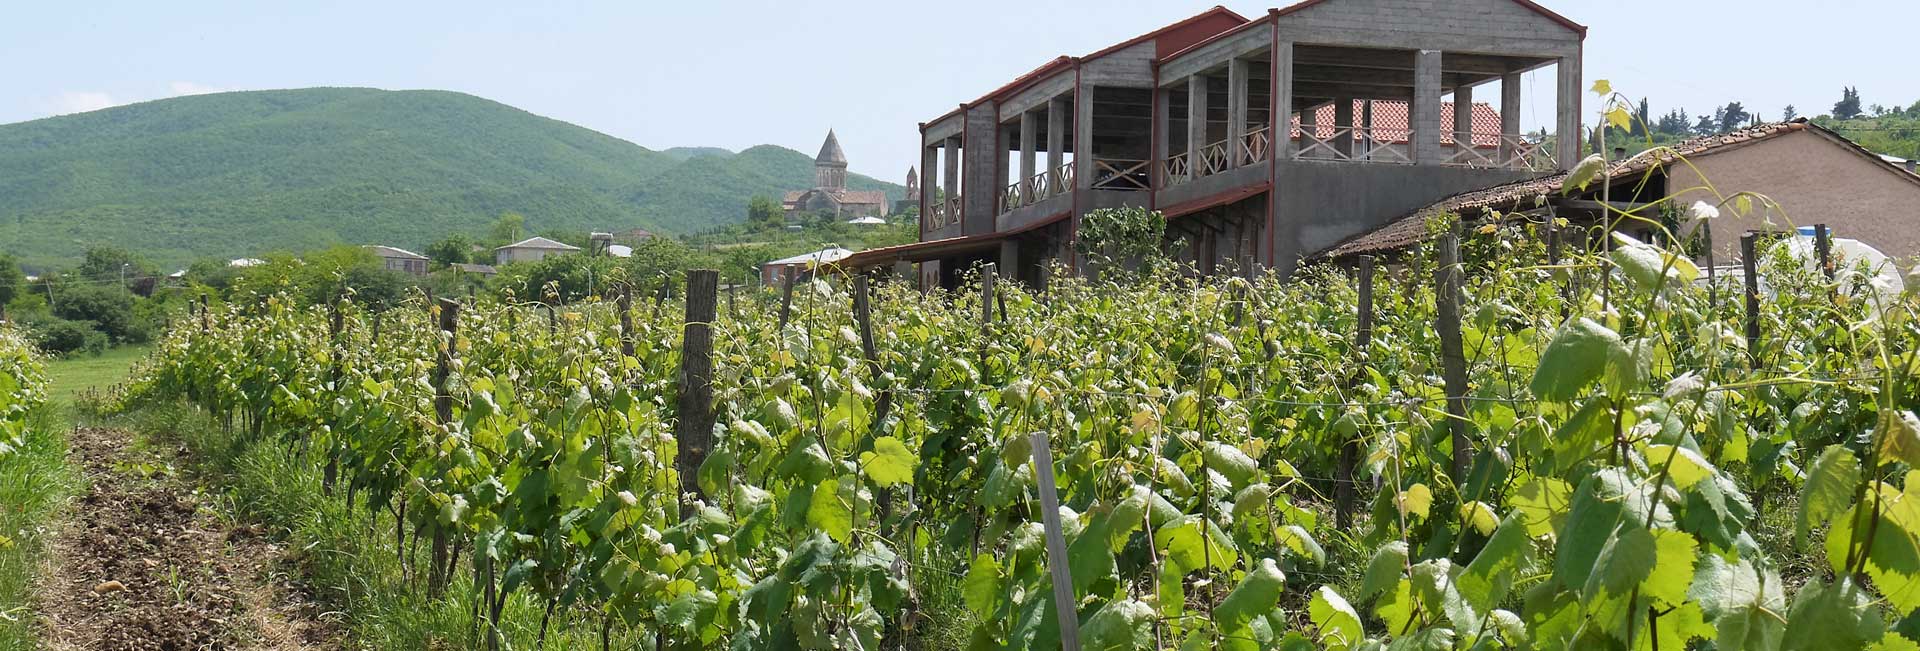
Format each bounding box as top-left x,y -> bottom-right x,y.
0,408 -> 77,651
116,403 -> 645,650
43,345 -> 150,410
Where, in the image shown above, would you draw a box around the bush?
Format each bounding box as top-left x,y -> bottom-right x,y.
27,318 -> 109,357
51,284 -> 144,344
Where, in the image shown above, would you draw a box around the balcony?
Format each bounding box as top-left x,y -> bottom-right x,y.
999,161 -> 1074,214
924,196 -> 962,231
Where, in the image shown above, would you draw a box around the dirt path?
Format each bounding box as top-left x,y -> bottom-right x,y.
36,427 -> 340,650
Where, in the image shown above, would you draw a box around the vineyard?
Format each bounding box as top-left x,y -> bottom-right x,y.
111,215 -> 1920,651
0,326 -> 46,459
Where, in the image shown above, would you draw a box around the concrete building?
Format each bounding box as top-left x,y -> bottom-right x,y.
365,245 -> 429,275
494,236 -> 582,265
1317,120 -> 1920,262
761,247 -> 855,286
840,0 -> 1586,288
784,130 -> 890,219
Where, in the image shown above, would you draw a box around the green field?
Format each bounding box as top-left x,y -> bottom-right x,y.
42,345 -> 149,408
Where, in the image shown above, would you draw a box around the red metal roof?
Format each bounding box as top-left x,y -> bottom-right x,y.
1272,0 -> 1586,37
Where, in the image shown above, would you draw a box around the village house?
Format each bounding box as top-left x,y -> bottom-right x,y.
839,0 -> 1587,289
783,131 -> 890,219
450,262 -> 498,277
761,247 -> 854,286
494,236 -> 581,265
1316,120 -> 1920,262
364,245 -> 429,275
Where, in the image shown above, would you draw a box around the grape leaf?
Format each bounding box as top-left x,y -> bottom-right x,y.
1214,558 -> 1286,632
859,436 -> 915,486
806,476 -> 854,543
1082,599 -> 1156,651
1800,444 -> 1861,548
1530,318 -> 1621,401
1308,586 -> 1365,651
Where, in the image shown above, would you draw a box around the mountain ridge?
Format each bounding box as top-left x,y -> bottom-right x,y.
0,87 -> 902,268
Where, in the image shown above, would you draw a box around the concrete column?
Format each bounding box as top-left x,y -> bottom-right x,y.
1047,97 -> 1066,191
1500,72 -> 1522,163
943,137 -> 960,199
1018,111 -> 1037,188
999,240 -> 1020,279
1412,49 -> 1444,165
1555,51 -> 1584,169
1298,100 -> 1317,158
920,143 -> 938,222
1227,58 -> 1249,167
1333,96 -> 1354,158
1272,41 -> 1294,160
1075,86 -> 1095,189
1360,99 -> 1375,161
1187,75 -> 1208,180
1453,82 -> 1475,158
1154,88 -> 1171,185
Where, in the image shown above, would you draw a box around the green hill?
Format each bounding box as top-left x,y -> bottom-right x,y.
0,87 -> 902,269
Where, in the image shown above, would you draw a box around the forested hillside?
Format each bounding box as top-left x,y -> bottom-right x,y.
0,88 -> 901,269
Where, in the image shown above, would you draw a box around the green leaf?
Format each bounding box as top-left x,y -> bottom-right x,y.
1395,483 -> 1433,520
1458,500 -> 1499,536
962,554 -> 1004,618
806,476 -> 854,543
1308,586 -> 1365,651
1277,525 -> 1326,565
1800,444 -> 1861,548
1645,444 -> 1717,489
1530,318 -> 1621,401
1689,554 -> 1787,651
1153,515 -> 1238,574
1511,477 -> 1573,537
1202,441 -> 1258,490
1586,525 -> 1656,600
1411,559 -> 1479,630
1642,528 -> 1699,606
1082,599 -> 1156,651
1876,411 -> 1920,468
1784,578 -> 1885,651
1558,469 -> 1646,590
859,436 -> 915,487
1214,558 -> 1286,632
1359,541 -> 1409,601
1459,513 -> 1532,611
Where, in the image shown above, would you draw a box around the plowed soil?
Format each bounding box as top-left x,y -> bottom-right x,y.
36,427 -> 339,650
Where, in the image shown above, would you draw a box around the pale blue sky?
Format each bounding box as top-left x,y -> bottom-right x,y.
3,0 -> 1910,181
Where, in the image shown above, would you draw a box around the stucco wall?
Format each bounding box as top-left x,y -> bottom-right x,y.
1668,130 -> 1920,261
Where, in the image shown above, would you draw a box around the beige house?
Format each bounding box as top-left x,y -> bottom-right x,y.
365,245 -> 429,275
494,236 -> 581,265
1319,120 -> 1920,263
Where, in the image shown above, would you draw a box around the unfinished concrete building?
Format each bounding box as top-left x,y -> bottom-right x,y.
841,0 -> 1586,288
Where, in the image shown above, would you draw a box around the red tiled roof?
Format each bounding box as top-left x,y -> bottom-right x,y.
1313,121 -> 1851,259
1290,101 -> 1504,147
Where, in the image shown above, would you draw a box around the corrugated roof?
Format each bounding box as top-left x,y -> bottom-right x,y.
497,236 -> 581,251
1313,120 -> 1879,259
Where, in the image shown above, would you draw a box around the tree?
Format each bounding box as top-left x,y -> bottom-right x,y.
1693,114 -> 1719,136
747,195 -> 784,225
425,233 -> 473,267
1717,102 -> 1751,133
1834,86 -> 1863,120
74,246 -> 152,284
51,284 -> 141,343
488,212 -> 527,245
1632,98 -> 1650,137
1783,105 -> 1798,122
0,253 -> 20,308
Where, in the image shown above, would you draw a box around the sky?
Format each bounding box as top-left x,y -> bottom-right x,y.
2,0 -> 1912,182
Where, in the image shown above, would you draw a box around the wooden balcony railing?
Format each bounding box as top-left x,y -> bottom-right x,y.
925,195 -> 963,230
1295,125 -> 1413,164
998,160 -> 1078,214
1160,153 -> 1191,187
1239,127 -> 1272,165
1091,159 -> 1151,191
1196,140 -> 1230,177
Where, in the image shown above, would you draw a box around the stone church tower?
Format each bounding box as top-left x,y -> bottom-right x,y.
814,129 -> 848,190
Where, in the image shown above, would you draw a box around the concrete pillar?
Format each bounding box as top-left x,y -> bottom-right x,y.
1555,51 -> 1584,170
1412,49 -> 1444,165
1272,41 -> 1295,160
1298,100 -> 1318,158
1018,111 -> 1037,188
1333,96 -> 1354,158
1154,88 -> 1172,185
1187,75 -> 1208,180
1075,86 -> 1095,189
1047,97 -> 1066,192
999,240 -> 1020,279
1360,99 -> 1375,161
1453,82 -> 1475,158
920,143 -> 938,219
1227,58 -> 1249,167
943,137 -> 960,200
1500,72 -> 1522,163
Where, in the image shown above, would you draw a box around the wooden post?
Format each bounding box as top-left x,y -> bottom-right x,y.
323,292 -> 346,494
372,311 -> 383,344
199,294 -> 210,332
1434,233 -> 1471,483
981,263 -> 997,325
1741,233 -> 1762,369
428,296 -> 459,596
674,270 -> 720,518
1028,431 -> 1083,651
544,303 -> 557,334
1337,256 -> 1375,528
777,271 -> 797,331
1546,216 -> 1567,317
1814,223 -> 1833,281
618,286 -> 635,358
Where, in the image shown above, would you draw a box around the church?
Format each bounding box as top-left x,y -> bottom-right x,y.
782,130 -> 890,219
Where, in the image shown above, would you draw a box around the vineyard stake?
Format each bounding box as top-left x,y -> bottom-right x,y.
618,286 -> 635,359
1546,215 -> 1567,318
674,269 -> 719,518
429,296 -> 460,597
1337,255 -> 1375,529
323,291 -> 346,495
981,263 -> 997,325
777,270 -> 797,331
1814,223 -> 1833,281
1435,232 -> 1471,483
200,294 -> 210,332
1740,233 -> 1761,369
544,303 -> 557,334
1027,431 -> 1083,651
